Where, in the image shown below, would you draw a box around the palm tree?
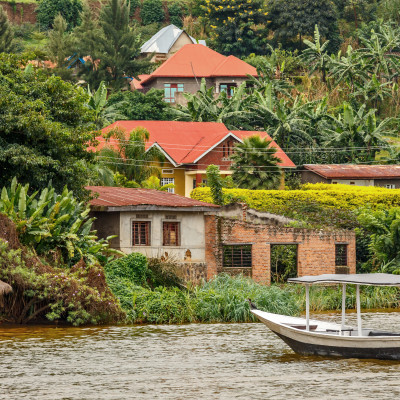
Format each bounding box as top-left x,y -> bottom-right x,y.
230,135 -> 282,190
98,126 -> 165,184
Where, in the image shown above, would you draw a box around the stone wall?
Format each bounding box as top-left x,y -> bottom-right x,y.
205,214 -> 356,284
177,262 -> 207,285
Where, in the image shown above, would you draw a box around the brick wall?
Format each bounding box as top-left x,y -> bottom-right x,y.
205,215 -> 356,284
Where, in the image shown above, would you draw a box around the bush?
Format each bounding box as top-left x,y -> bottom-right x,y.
168,1 -> 187,28
105,252 -> 148,286
192,184 -> 400,211
129,0 -> 140,16
37,0 -> 82,30
140,0 -> 165,25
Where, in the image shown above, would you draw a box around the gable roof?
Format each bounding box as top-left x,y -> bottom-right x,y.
304,164 -> 400,179
87,186 -> 219,210
140,24 -> 196,54
139,44 -> 257,86
93,121 -> 295,168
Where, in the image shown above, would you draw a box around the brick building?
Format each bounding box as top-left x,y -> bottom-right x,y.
205,205 -> 356,284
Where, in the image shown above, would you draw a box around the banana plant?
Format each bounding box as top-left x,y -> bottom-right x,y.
0,178 -> 119,266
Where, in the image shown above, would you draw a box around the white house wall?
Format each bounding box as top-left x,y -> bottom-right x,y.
119,211 -> 206,262
331,179 -> 374,186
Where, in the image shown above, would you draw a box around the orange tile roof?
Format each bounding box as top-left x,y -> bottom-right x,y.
86,186 -> 219,208
140,44 -> 257,85
90,121 -> 295,168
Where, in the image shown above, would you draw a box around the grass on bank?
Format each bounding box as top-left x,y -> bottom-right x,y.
105,253 -> 400,325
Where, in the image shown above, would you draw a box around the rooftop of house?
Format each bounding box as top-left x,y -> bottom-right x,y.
140,24 -> 197,54
86,186 -> 219,211
138,44 -> 257,86
304,164 -> 400,179
92,121 -> 295,168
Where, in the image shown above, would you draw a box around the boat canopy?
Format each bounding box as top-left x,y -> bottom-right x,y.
288,273 -> 400,287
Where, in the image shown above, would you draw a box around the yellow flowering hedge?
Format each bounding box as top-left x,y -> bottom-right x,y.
191,184 -> 400,211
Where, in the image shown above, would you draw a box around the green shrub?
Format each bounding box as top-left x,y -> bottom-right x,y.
105,252 -> 148,285
140,0 -> 165,25
0,178 -> 118,267
37,0 -> 82,30
129,0 -> 140,16
168,1 -> 187,27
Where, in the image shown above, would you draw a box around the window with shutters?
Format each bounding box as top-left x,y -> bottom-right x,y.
163,222 -> 180,246
132,221 -> 150,246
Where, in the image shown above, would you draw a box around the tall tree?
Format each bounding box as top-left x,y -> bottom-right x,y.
77,0 -> 148,90
0,4 -> 14,53
268,0 -> 340,52
48,14 -> 73,68
0,54 -> 96,199
200,0 -> 268,57
230,136 -> 282,190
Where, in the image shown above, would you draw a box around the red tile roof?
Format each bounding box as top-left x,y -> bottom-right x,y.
231,131 -> 296,168
86,186 -> 219,208
91,121 -> 295,168
139,44 -> 257,85
304,164 -> 400,179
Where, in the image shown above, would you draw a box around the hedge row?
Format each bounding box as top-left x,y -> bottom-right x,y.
190,184 -> 400,211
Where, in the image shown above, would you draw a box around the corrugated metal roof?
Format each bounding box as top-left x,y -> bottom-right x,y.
140,25 -> 196,54
304,164 -> 400,179
86,186 -> 219,208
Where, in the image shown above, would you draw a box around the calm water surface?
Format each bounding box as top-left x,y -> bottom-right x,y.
1,311 -> 400,400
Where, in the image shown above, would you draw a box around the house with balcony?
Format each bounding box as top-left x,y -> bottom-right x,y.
132,44 -> 257,103
94,121 -> 295,197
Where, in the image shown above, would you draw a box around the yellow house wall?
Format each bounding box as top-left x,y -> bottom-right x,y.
153,161 -> 186,196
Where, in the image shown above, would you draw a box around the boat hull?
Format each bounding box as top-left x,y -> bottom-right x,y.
274,331 -> 400,360
252,310 -> 400,360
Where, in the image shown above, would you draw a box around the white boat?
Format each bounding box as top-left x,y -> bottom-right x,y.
251,273 -> 400,360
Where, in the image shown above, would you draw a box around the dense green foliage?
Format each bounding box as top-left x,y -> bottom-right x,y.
206,165 -> 224,205
230,136 -> 282,190
107,89 -> 174,121
0,234 -> 123,325
201,0 -> 268,57
0,53 -> 95,199
268,0 -> 340,52
140,0 -> 165,25
0,178 -> 119,267
37,0 -> 82,30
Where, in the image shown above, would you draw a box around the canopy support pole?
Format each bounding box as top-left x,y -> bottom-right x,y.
356,284 -> 362,336
305,284 -> 310,331
341,283 -> 346,331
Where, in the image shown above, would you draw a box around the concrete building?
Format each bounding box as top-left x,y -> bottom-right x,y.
132,44 -> 257,103
302,164 -> 400,188
94,121 -> 295,197
139,24 -> 200,63
87,186 -> 218,265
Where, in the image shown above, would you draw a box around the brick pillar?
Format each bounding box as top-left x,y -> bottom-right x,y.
204,215 -> 218,280
252,243 -> 270,284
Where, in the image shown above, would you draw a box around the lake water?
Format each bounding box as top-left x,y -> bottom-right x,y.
1,311 -> 400,400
